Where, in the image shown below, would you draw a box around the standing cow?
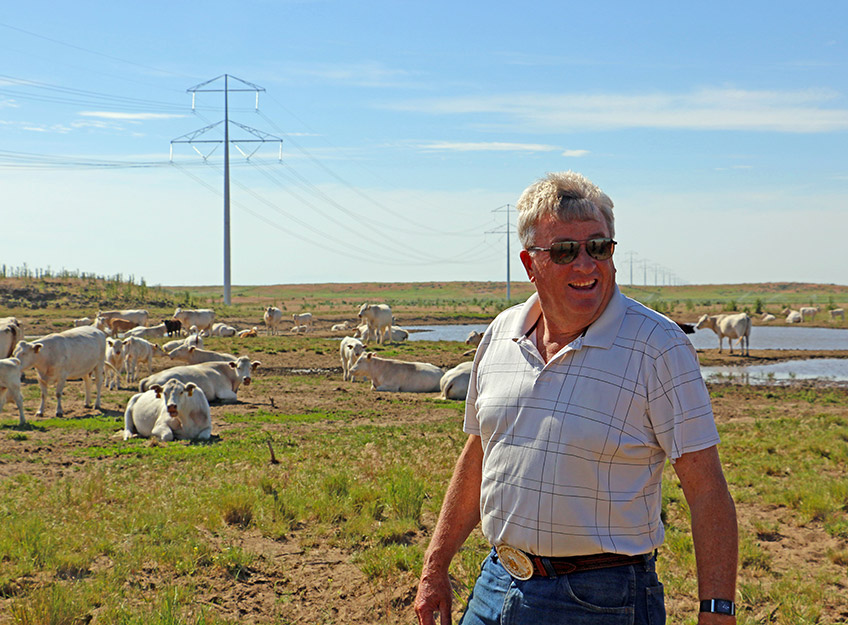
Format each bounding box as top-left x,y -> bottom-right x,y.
173,308 -> 216,335
264,306 -> 284,335
13,325 -> 106,417
358,303 -> 393,345
695,313 -> 752,356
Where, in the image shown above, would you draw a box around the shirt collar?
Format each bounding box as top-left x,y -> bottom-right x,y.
511,285 -> 626,350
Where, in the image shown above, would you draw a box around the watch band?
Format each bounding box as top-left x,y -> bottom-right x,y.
700,599 -> 736,615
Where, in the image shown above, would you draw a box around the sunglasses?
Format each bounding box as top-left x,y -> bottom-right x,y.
526,237 -> 616,264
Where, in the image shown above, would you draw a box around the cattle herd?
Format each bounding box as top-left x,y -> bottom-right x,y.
2,301 -> 842,440
0,303 -> 482,442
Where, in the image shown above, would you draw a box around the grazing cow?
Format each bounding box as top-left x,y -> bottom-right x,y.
123,337 -> 164,384
97,309 -> 149,327
166,344 -> 236,365
163,333 -> 203,353
465,330 -> 484,347
237,327 -> 258,338
121,323 -> 168,340
695,313 -> 752,356
73,317 -> 92,327
786,310 -> 802,324
264,307 -> 284,335
439,361 -> 473,401
123,378 -> 211,441
339,336 -> 366,382
291,312 -> 313,331
104,338 -> 126,390
357,304 -> 393,345
139,356 -> 260,403
830,308 -> 845,321
209,322 -> 237,337
163,319 -> 182,337
0,318 -> 22,358
761,313 -> 776,322
0,357 -> 26,425
800,306 -> 819,322
173,308 -> 216,334
331,321 -> 351,332
12,325 -> 106,417
349,353 -> 443,392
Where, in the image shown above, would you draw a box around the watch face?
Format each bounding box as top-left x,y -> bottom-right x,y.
701,599 -> 736,615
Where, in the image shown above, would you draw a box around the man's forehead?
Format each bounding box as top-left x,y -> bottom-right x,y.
537,215 -> 609,239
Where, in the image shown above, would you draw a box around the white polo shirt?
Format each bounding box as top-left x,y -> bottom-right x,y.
464,286 -> 719,557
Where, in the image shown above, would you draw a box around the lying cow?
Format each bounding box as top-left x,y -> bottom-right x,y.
121,323 -> 168,340
209,322 -> 237,337
349,353 -> 443,392
139,356 -> 260,403
123,378 -> 211,441
166,344 -> 236,365
162,333 -> 203,353
0,357 -> 26,425
439,361 -> 473,400
13,325 -> 106,417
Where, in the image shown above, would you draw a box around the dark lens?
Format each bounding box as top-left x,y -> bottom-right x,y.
549,241 -> 580,264
586,238 -> 615,260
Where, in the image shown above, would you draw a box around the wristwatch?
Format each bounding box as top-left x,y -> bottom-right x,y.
699,599 -> 736,616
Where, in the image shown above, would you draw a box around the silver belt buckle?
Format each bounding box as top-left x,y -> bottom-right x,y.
495,545 -> 534,580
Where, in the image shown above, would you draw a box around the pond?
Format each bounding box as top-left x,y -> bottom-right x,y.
406,324 -> 848,383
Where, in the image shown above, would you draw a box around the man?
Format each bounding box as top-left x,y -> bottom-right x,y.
414,172 -> 737,625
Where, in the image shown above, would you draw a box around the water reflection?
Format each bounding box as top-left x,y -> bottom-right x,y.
701,359 -> 848,384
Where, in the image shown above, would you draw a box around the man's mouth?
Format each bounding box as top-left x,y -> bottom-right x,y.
569,279 -> 598,291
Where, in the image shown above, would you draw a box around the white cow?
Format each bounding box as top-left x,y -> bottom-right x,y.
237,327 -> 258,338
800,306 -> 819,322
0,318 -> 22,358
104,338 -> 125,390
121,323 -> 168,340
0,357 -> 26,425
331,320 -> 352,332
339,336 -> 366,382
12,325 -> 106,417
357,304 -> 393,345
290,324 -> 310,334
387,326 -> 410,343
123,337 -> 164,384
761,313 -> 776,323
264,307 -> 284,335
97,309 -> 149,327
465,330 -> 484,347
830,308 -> 845,321
349,353 -> 443,392
785,310 -> 802,324
209,322 -> 237,337
162,334 -> 203,353
173,308 -> 216,334
166,344 -> 236,365
291,312 -> 313,331
73,317 -> 92,327
439,361 -> 473,401
695,313 -> 752,356
139,356 -> 260,403
123,378 -> 211,441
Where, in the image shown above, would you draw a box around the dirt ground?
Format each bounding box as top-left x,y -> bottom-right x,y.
1,320 -> 847,623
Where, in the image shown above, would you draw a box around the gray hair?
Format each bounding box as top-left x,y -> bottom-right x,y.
516,171 -> 615,248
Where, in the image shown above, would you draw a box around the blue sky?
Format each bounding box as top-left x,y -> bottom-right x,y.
1,1 -> 846,288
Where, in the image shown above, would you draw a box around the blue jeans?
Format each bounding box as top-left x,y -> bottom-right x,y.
460,550 -> 665,625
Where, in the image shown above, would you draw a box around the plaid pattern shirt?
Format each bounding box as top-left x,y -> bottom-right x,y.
464,286 -> 719,557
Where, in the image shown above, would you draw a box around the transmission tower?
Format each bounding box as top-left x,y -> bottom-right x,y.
170,74 -> 283,305
488,204 -> 516,300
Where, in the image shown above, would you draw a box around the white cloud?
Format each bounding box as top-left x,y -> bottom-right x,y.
415,141 -> 559,153
78,111 -> 186,121
562,149 -> 589,157
386,87 -> 848,133
0,98 -> 19,108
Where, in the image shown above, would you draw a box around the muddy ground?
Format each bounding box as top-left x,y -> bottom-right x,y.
1,319 -> 847,623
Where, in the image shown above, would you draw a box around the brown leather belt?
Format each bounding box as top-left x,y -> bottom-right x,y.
529,552 -> 647,577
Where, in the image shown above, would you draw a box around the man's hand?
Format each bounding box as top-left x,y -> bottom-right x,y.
414,566 -> 453,625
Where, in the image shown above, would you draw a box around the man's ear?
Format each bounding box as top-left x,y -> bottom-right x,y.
519,249 -> 536,283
